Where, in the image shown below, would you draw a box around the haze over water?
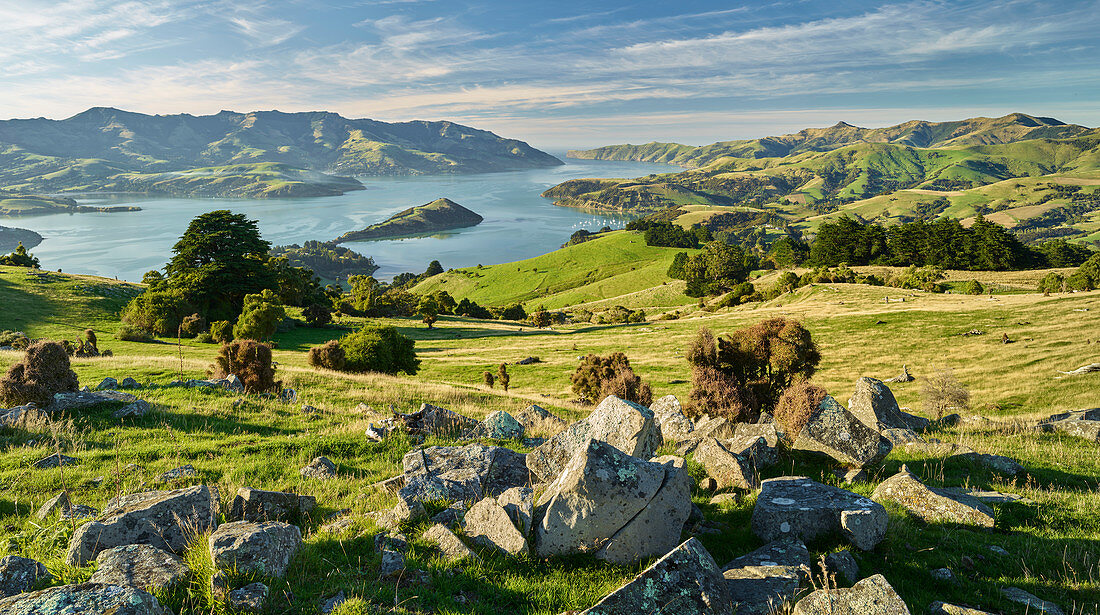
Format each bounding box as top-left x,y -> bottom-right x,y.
15,156 -> 674,282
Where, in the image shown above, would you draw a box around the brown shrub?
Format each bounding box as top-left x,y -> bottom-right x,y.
571,352 -> 652,406
773,381 -> 828,440
0,340 -> 80,407
483,371 -> 495,388
922,368 -> 970,419
180,313 -> 207,338
498,363 -> 510,392
211,340 -> 279,393
307,340 -> 346,371
714,317 -> 820,413
687,364 -> 755,421
686,327 -> 718,367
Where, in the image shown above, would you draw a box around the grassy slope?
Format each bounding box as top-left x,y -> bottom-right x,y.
411,231 -> 698,309
2,264 -> 1100,614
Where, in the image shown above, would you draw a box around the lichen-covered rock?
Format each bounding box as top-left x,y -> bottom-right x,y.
66,484 -> 217,566
693,437 -> 758,489
300,456 -> 337,479
1048,419 -> 1100,442
422,524 -> 479,562
96,377 -> 119,390
580,538 -> 731,614
47,390 -> 137,413
88,544 -> 189,589
33,453 -> 79,469
0,583 -> 170,614
35,490 -> 72,520
727,432 -> 779,471
650,394 -> 694,444
882,428 -> 924,445
721,539 -> 809,615
402,443 -> 528,502
114,399 -> 151,418
751,477 -> 887,551
210,521 -> 302,578
464,497 -> 529,556
535,440 -> 690,564
675,416 -> 736,456
0,556 -> 51,598
793,574 -> 909,614
229,487 -> 316,523
379,549 -> 405,579
871,468 -> 994,527
513,404 -> 567,434
229,582 -> 268,612
464,410 -> 525,440
847,377 -> 929,432
497,486 -> 534,535
930,602 -> 996,615
1001,587 -> 1064,614
822,550 -> 859,584
526,395 -> 661,482
723,539 -> 810,577
792,396 -> 892,468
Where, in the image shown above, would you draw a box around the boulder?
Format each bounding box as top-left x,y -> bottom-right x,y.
526,395 -> 661,482
300,456 -> 337,479
675,416 -> 736,456
88,544 -> 189,589
422,524 -> 479,562
229,582 -> 268,612
579,538 -> 732,614
751,477 -> 887,551
35,490 -> 72,520
930,603 -> 996,615
47,390 -> 138,413
792,396 -> 892,468
497,486 -> 534,535
882,428 -> 924,445
0,556 -> 51,598
721,539 -> 810,614
463,497 -> 529,556
0,583 -> 170,614
464,410 -> 525,440
1048,419 -> 1100,442
871,468 -> 994,527
120,377 -> 141,389
650,394 -> 694,444
321,591 -> 347,614
402,443 -> 529,502
847,377 -> 929,432
723,539 -> 810,577
393,403 -> 478,436
209,521 -> 302,578
66,484 -> 217,566
792,574 -> 909,614
230,487 -> 316,523
693,437 -> 758,489
727,432 -> 779,470
534,440 -> 690,565
822,550 -> 860,584
96,377 -> 118,390
513,404 -> 567,434
1001,587 -> 1064,614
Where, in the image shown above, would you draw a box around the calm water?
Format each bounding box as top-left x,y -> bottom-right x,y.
14,156 -> 674,282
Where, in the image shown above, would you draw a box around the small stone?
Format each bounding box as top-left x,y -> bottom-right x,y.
114,399 -> 151,418
96,377 -> 118,390
989,545 -> 1009,556
229,582 -> 268,612
823,550 -> 859,584
464,410 -> 525,440
930,602 -> 996,615
320,590 -> 346,614
379,549 -> 405,579
1001,587 -> 1064,614
464,497 -> 529,556
301,456 -> 337,479
35,490 -> 72,520
699,477 -> 718,491
931,567 -> 955,583
229,487 -> 316,523
33,453 -> 79,469
156,464 -> 197,482
710,493 -> 739,506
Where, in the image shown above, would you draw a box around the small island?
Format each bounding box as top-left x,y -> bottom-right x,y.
0,194 -> 142,217
332,198 -> 483,243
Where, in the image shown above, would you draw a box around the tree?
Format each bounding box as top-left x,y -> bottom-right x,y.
233,289 -> 286,341
571,353 -> 651,406
667,252 -> 689,280
303,303 -> 332,327
417,295 -> 440,329
0,242 -> 39,268
268,256 -> 325,307
165,210 -> 274,319
121,289 -> 192,336
425,260 -> 445,277
683,241 -> 752,297
498,363 -> 510,392
339,325 -> 419,374
483,371 -> 495,388
529,310 -> 551,328
767,237 -> 809,267
501,303 -> 527,321
348,275 -> 383,313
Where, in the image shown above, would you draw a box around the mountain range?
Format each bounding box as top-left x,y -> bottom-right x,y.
0,108 -> 562,199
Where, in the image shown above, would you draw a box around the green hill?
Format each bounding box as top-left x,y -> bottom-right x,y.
333,198 -> 484,243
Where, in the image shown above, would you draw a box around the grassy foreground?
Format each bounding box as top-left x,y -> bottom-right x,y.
2,263 -> 1100,614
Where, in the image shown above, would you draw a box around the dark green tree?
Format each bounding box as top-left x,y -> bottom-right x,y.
0,243 -> 39,268
425,260 -> 445,277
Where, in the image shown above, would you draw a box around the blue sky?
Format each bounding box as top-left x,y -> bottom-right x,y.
1,0 -> 1099,147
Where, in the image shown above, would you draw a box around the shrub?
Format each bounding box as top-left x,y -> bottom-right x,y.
115,324 -> 155,343
233,289 -> 286,341
687,364 -> 755,421
922,368 -> 970,419
571,353 -> 651,406
0,340 -> 79,407
195,332 -> 215,344
0,242 -> 39,268
500,303 -> 527,321
303,303 -> 332,327
210,320 -> 234,344
121,289 -> 191,336
529,310 -> 551,328
686,327 -> 718,367
307,340 -> 346,371
889,265 -> 947,292
74,329 -> 99,357
455,298 -> 492,319
340,325 -> 419,375
180,313 -> 207,337
498,363 -> 510,392
211,340 -> 278,393
0,330 -> 30,348
964,280 -> 985,295
773,381 -> 828,440
1037,272 -> 1065,294
483,371 -> 495,388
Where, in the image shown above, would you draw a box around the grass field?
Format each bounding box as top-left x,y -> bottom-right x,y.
2,262 -> 1100,614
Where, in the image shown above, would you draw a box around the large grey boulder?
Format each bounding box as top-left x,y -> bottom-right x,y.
463,497 -> 529,556
792,396 -> 892,468
871,468 -> 995,527
209,521 -> 302,578
402,443 -> 529,503
793,574 -> 909,614
0,583 -> 170,614
722,539 -> 810,615
675,415 -> 736,455
580,538 -> 732,614
848,377 -> 929,432
535,440 -> 690,564
422,524 -> 479,562
229,487 -> 316,523
728,426 -> 780,470
512,404 -> 567,434
88,544 -> 190,589
752,477 -> 887,551
650,394 -> 694,444
464,410 -> 525,440
66,484 -> 217,566
693,437 -> 758,489
0,556 -> 51,598
526,395 -> 661,482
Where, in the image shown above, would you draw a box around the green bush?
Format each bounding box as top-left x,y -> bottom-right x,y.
570,353 -> 651,406
1037,272 -> 1065,294
210,320 -> 234,344
500,303 -> 527,321
115,325 -> 155,343
180,313 -> 207,337
0,243 -> 39,268
307,340 -> 346,371
340,325 -> 420,375
233,290 -> 286,341
0,341 -> 79,407
121,289 -> 192,336
302,303 -> 332,327
0,331 -> 29,348
211,339 -> 278,393
964,280 -> 985,295
195,332 -> 215,344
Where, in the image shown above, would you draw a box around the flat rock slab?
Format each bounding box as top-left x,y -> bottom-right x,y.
751,477 -> 887,551
1001,587 -> 1064,614
230,487 -> 316,523
722,539 -> 810,615
403,443 -> 528,502
47,390 -> 138,413
35,490 -> 72,520
89,544 -> 189,589
931,601 -> 996,614
0,583 -> 171,614
580,538 -> 732,614
793,396 -> 892,468
210,521 -> 302,579
422,524 -> 479,562
527,395 -> 661,482
675,416 -> 735,456
949,452 -> 1024,477
66,484 -> 217,566
793,574 -> 909,614
723,539 -> 810,576
872,468 -> 994,527
1047,419 -> 1100,442
0,556 -> 51,598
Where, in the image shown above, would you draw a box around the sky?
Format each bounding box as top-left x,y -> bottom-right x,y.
1,0 -> 1099,148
